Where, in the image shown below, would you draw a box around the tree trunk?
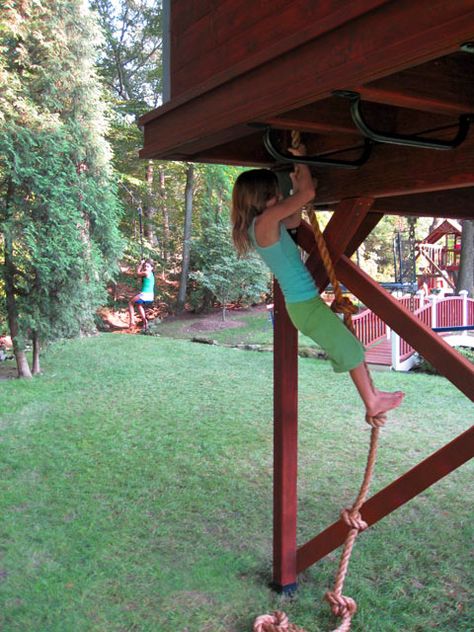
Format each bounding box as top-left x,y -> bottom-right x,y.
429,217 -> 443,234
456,219 -> 474,297
3,185 -> 32,378
144,160 -> 157,246
176,164 -> 194,312
159,167 -> 170,265
32,331 -> 41,375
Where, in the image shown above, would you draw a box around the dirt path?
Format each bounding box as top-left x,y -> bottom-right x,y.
100,303 -> 269,337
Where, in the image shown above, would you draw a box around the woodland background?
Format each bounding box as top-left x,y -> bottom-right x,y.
1,0 -> 473,378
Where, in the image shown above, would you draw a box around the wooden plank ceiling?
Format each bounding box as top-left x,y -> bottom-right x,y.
140,1 -> 474,218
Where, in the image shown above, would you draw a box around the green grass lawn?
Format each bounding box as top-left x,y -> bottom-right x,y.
0,333 -> 472,631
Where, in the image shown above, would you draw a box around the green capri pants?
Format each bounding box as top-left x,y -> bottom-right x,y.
286,296 -> 364,373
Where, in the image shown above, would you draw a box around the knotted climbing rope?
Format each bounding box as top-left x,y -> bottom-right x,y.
253,611 -> 306,632
309,209 -> 385,632
253,130 -> 385,632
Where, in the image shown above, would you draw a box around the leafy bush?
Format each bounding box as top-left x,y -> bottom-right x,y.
415,345 -> 474,374
189,221 -> 270,318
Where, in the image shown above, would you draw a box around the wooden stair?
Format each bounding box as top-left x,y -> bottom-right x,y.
365,338 -> 393,367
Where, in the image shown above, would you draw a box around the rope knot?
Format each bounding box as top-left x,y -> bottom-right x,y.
341,508 -> 368,531
325,592 -> 357,619
291,130 -> 301,149
365,412 -> 387,428
330,296 -> 358,316
253,610 -> 289,632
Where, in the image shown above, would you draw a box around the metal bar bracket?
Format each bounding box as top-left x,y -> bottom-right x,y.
263,127 -> 372,169
334,90 -> 474,150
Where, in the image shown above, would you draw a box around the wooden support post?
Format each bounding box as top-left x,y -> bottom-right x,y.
297,425 -> 474,572
273,280 -> 299,592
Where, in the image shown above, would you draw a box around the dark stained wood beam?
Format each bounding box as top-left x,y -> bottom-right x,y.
260,99 -> 455,141
186,106 -> 464,171
188,130 -> 273,166
345,213 -> 385,255
371,188 -> 474,219
358,52 -> 474,116
302,211 -> 384,270
297,425 -> 474,572
141,1 -> 474,159
297,214 -> 384,294
314,134 -> 474,205
188,129 -> 371,167
304,198 -> 375,288
262,100 -> 359,136
141,123 -> 260,162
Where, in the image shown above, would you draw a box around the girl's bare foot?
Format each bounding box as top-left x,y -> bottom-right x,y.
350,363 -> 404,421
366,389 -> 404,418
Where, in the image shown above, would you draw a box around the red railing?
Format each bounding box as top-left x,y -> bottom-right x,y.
352,294 -> 473,363
417,243 -> 460,271
436,296 -> 463,327
397,295 -> 428,312
352,294 -> 429,347
352,308 -> 387,346
399,295 -> 474,360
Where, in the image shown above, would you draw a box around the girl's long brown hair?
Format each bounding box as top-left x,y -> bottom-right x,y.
231,169 -> 279,255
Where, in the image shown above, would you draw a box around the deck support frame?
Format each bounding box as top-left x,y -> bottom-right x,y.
272,198 -> 474,590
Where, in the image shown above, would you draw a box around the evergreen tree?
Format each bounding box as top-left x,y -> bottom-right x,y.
0,0 -> 123,377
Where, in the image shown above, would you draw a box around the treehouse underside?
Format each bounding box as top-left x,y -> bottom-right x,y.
140,0 -> 474,592
140,1 -> 474,219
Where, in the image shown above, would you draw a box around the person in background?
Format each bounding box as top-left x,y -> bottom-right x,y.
128,259 -> 155,330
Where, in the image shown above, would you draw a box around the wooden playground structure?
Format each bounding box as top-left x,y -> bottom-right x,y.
139,0 -> 474,621
416,218 -> 463,292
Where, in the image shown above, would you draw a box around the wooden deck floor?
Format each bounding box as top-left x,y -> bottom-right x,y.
365,338 -> 392,366
366,331 -> 474,368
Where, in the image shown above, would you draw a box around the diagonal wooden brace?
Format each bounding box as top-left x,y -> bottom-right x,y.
337,256 -> 474,401
303,197 -> 375,288
297,425 -> 474,572
297,202 -> 382,293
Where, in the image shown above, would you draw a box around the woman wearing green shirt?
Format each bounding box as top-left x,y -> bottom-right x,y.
128,259 -> 155,330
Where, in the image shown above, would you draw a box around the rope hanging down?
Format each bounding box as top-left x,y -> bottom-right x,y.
138,205 -> 144,260
309,210 -> 385,632
253,130 -> 385,632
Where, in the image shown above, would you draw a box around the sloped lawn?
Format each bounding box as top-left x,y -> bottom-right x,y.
0,334 -> 472,631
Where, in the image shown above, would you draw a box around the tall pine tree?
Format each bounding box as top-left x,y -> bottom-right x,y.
0,0 -> 123,377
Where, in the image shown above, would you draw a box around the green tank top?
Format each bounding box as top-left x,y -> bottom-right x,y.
249,219 -> 318,303
141,272 -> 154,295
